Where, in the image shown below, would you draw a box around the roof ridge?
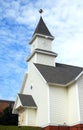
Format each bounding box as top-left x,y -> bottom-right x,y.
35,63 -> 83,69
34,63 -> 56,68
56,63 -> 83,69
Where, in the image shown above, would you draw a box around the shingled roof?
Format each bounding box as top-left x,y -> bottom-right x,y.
33,17 -> 54,38
18,94 -> 37,108
35,63 -> 83,85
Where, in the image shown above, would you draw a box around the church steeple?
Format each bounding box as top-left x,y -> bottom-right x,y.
28,16 -> 57,67
33,17 -> 54,39
29,17 -> 54,44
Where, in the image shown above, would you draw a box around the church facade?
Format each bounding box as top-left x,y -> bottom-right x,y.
13,17 -> 83,130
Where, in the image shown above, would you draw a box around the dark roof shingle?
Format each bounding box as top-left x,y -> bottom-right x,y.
35,63 -> 83,85
18,94 -> 37,107
33,17 -> 53,38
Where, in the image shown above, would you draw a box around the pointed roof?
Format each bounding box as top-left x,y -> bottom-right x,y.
29,17 -> 54,44
33,17 -> 54,38
18,94 -> 37,108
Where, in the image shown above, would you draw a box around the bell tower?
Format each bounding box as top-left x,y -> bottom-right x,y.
27,15 -> 57,67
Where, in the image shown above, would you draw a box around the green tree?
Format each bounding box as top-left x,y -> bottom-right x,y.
0,104 -> 18,125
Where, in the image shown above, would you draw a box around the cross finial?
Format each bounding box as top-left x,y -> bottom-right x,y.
39,9 -> 43,15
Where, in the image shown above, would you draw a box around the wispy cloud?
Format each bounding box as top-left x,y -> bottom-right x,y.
0,0 -> 83,100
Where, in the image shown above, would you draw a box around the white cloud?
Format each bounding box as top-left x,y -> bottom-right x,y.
54,33 -> 83,67
41,0 -> 83,67
0,0 -> 83,100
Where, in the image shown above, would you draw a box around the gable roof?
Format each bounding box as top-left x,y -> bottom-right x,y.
18,94 -> 37,108
35,63 -> 83,86
33,17 -> 54,38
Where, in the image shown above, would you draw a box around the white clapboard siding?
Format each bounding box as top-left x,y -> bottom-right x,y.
22,63 -> 49,126
77,75 -> 83,122
31,37 -> 52,52
67,83 -> 79,125
49,85 -> 68,125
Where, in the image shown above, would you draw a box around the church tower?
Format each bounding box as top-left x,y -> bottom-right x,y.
27,17 -> 57,67
13,11 -> 83,130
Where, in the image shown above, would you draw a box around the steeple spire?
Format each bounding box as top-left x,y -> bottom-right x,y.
28,13 -> 57,66
33,17 -> 54,39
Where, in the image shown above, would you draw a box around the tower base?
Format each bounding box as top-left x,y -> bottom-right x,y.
44,124 -> 83,130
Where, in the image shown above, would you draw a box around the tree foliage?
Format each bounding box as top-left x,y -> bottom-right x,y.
0,104 -> 18,125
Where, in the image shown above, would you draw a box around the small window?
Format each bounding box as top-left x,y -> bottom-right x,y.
30,86 -> 33,90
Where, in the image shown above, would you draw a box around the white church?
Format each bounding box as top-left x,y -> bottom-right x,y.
13,16 -> 83,130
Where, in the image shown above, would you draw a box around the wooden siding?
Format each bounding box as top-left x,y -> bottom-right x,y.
77,75 -> 83,122
22,63 -> 49,126
31,37 -> 52,53
49,85 -> 68,125
28,109 -> 36,126
67,83 -> 79,125
36,53 -> 55,66
19,109 -> 26,126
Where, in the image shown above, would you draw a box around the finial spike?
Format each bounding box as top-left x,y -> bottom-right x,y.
39,9 -> 43,15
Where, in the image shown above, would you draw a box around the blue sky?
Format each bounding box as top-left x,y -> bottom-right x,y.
0,0 -> 83,100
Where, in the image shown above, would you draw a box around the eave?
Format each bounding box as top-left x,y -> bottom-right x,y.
75,70 -> 83,80
27,49 -> 57,62
16,105 -> 37,111
48,71 -> 83,87
48,80 -> 76,87
20,73 -> 28,93
29,33 -> 54,44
